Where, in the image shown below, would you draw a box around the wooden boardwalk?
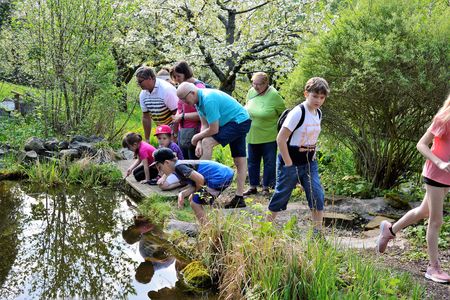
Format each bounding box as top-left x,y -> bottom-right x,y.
116,160 -> 183,199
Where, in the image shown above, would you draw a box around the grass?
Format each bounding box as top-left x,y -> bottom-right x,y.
25,158 -> 122,187
138,194 -> 196,225
0,81 -> 38,100
189,206 -> 424,299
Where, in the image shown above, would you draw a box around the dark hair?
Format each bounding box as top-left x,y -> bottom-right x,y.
304,77 -> 330,96
122,132 -> 143,156
135,66 -> 156,80
170,61 -> 193,80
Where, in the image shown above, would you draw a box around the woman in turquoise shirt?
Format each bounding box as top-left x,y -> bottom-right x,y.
244,72 -> 286,196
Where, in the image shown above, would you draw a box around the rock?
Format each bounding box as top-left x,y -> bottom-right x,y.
365,216 -> 396,230
118,148 -> 135,160
166,219 -> 199,237
323,212 -> 356,221
89,135 -> 104,143
24,150 -> 38,161
0,148 -> 6,157
0,99 -> 15,111
70,135 -> 90,143
58,141 -> 69,150
42,151 -> 59,158
323,212 -> 357,228
24,137 -> 46,153
68,141 -> 95,155
60,149 -> 80,160
384,192 -> 411,209
44,138 -> 59,151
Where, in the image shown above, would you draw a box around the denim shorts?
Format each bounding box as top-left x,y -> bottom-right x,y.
268,157 -> 324,212
213,119 -> 251,158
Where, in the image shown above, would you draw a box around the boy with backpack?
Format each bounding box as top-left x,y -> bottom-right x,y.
267,77 -> 330,234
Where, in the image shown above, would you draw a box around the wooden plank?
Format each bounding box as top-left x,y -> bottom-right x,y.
116,160 -> 182,199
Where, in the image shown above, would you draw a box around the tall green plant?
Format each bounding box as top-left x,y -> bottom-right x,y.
282,0 -> 449,189
10,0 -> 118,135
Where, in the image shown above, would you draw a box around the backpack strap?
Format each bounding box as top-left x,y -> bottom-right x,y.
287,104 -> 306,145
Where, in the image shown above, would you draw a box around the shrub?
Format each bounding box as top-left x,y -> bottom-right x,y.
282,0 -> 449,189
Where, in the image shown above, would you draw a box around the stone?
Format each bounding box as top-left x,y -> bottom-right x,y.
58,141 -> 69,150
89,135 -> 104,143
42,151 -> 60,158
365,216 -> 396,230
24,137 -> 45,153
44,138 -> 59,151
0,148 -> 6,157
118,148 -> 135,160
166,219 -> 199,237
384,192 -> 411,209
24,150 -> 38,161
60,149 -> 80,160
68,141 -> 95,155
323,212 -> 356,221
70,135 -> 90,143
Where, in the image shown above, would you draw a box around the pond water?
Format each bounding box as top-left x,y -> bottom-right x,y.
0,181 -> 215,299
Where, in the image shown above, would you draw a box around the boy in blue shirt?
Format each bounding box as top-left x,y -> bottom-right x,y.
152,147 -> 235,224
176,82 -> 251,209
268,77 -> 330,235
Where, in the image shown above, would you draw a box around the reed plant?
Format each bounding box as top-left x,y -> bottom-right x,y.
194,209 -> 424,300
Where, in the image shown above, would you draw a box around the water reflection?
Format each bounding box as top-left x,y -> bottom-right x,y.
0,181 -> 136,299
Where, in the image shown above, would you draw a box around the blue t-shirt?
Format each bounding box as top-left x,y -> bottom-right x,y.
174,160 -> 234,190
195,89 -> 249,127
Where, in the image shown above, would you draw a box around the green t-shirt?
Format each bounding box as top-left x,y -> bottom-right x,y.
245,86 -> 286,144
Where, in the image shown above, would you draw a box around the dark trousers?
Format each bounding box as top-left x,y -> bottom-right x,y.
247,141 -> 277,188
133,165 -> 159,182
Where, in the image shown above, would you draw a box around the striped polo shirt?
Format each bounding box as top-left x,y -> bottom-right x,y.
139,78 -> 178,125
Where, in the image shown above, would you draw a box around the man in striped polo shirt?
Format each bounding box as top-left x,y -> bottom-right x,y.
136,66 -> 178,143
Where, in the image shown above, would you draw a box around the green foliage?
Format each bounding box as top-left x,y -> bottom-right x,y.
282,0 -> 450,189
25,159 -> 122,187
0,115 -> 47,148
212,146 -> 234,168
138,194 -> 195,225
195,207 -> 423,299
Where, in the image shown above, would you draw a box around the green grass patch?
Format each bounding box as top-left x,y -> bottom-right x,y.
25,158 -> 122,187
0,81 -> 38,100
138,194 -> 196,225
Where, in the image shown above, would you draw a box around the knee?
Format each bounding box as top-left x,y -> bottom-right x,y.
415,207 -> 429,219
428,217 -> 443,229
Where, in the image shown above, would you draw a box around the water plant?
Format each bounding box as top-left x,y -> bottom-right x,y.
192,209 -> 424,299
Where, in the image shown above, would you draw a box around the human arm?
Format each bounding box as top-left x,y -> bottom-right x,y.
178,185 -> 196,208
142,112 -> 152,142
192,121 -> 219,146
277,128 -> 293,167
417,130 -> 450,172
127,158 -> 141,176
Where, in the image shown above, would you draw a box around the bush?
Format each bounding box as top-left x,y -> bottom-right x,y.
282,0 -> 449,189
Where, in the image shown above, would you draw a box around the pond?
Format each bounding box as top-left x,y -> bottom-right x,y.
0,181 -> 215,299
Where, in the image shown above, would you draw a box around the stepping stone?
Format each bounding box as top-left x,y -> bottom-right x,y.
365,216 -> 395,230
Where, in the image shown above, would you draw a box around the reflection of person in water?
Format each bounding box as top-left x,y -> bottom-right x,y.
122,217 -> 186,289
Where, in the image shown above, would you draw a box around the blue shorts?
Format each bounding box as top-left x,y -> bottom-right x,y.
213,119 -> 251,158
268,156 -> 324,212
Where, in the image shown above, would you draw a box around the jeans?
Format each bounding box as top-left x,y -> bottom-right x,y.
268,156 -> 324,212
247,141 -> 277,188
181,146 -> 198,160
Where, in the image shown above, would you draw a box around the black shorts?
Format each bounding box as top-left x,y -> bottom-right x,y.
423,176 -> 450,188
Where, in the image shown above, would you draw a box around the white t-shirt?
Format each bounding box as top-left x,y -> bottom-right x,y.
282,101 -> 321,147
139,78 -> 178,125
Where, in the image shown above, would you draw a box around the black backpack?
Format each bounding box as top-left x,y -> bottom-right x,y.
277,103 -> 322,142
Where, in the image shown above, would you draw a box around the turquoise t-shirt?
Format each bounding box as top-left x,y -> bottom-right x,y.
196,89 -> 249,127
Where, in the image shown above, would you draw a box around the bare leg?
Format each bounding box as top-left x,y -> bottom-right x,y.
199,137 -> 218,160
392,192 -> 430,234
190,200 -> 206,225
266,211 -> 278,222
425,185 -> 448,267
233,156 -> 247,196
311,209 -> 323,230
